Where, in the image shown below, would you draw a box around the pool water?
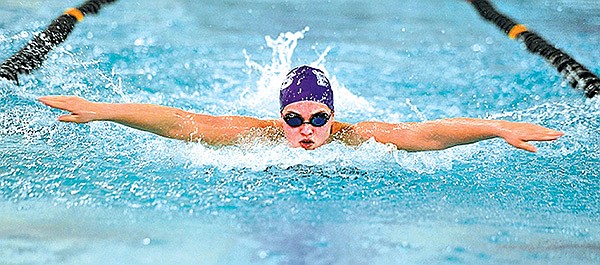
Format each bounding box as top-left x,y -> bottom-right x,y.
1,0 -> 599,264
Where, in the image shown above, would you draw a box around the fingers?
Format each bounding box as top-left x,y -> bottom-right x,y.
58,114 -> 81,123
38,96 -> 74,111
39,96 -> 92,123
536,134 -> 563,141
38,96 -> 63,105
514,141 -> 538,153
505,131 -> 563,152
505,137 -> 538,152
524,130 -> 564,142
508,130 -> 564,152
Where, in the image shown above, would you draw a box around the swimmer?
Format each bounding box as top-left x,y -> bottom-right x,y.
39,65 -> 563,152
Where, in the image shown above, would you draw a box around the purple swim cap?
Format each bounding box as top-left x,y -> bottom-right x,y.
279,65 -> 334,112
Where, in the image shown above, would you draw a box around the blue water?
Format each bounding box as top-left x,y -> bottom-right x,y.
1,0 -> 599,264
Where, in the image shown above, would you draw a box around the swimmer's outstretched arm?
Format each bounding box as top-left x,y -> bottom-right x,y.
349,118 -> 563,152
38,96 -> 278,145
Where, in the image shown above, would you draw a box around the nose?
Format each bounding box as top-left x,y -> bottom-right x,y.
299,124 -> 313,135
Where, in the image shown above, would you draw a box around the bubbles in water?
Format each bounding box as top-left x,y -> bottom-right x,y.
471,44 -> 485,53
405,98 -> 427,121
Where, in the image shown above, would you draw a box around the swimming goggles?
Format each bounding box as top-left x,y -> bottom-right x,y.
283,112 -> 330,127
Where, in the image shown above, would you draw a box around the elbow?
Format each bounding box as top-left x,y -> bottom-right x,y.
165,111 -> 202,141
430,144 -> 450,151
166,126 -> 199,142
427,139 -> 451,150
399,139 -> 450,152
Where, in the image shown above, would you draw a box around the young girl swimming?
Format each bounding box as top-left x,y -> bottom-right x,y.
39,65 -> 563,152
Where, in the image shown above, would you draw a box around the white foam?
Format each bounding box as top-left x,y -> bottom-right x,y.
179,136 -> 473,174
238,28 -> 374,118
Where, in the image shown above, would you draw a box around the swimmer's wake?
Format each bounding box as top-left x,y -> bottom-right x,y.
0,0 -> 117,85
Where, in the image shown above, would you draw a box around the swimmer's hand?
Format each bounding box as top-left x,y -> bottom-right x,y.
39,96 -> 99,123
496,121 -> 564,152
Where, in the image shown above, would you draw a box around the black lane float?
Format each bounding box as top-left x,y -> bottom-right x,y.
467,0 -> 599,98
0,0 -> 117,85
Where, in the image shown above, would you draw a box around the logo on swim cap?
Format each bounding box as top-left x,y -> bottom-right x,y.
280,71 -> 296,91
279,65 -> 334,112
312,69 -> 329,87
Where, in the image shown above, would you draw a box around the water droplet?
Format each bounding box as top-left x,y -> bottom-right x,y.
258,250 -> 268,259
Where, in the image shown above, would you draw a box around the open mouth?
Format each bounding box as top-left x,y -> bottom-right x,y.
299,139 -> 315,149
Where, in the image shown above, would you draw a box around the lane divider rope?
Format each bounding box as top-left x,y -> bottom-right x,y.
467,0 -> 599,98
0,0 -> 117,85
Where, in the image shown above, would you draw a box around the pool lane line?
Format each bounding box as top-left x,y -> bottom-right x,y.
467,0 -> 600,98
0,0 -> 117,85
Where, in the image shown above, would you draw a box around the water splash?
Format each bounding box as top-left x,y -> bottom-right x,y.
238,27 -> 374,117
405,98 -> 428,121
486,99 -> 600,158
185,139 -> 396,172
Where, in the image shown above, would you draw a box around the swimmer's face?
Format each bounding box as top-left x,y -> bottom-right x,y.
281,101 -> 334,150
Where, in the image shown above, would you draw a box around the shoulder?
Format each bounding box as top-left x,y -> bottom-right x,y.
330,121 -> 366,146
201,115 -> 281,129
240,121 -> 285,145
330,120 -> 415,147
331,121 -> 353,133
331,121 -> 397,136
245,118 -> 284,137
